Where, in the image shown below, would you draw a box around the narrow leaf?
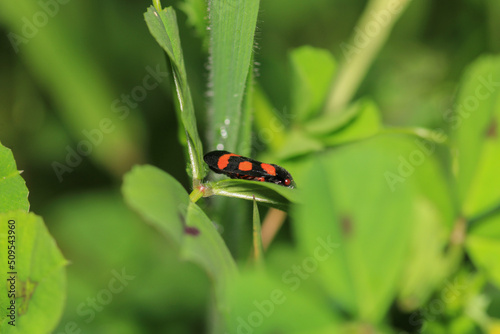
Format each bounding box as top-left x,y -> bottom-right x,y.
207,0 -> 260,152
144,6 -> 205,181
209,179 -> 300,211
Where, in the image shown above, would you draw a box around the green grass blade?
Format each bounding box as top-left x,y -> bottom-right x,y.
144,6 -> 205,181
208,179 -> 300,211
207,0 -> 260,152
0,142 -> 29,213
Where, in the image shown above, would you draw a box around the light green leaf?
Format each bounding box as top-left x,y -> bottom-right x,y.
144,6 -> 205,181
122,165 -> 237,309
207,0 -> 260,152
290,46 -> 337,122
451,55 -> 500,217
293,134 -> 452,322
466,214 -> 500,288
0,211 -> 67,334
0,143 -> 29,213
313,99 -> 382,146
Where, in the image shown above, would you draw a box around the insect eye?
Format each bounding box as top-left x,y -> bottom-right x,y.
284,179 -> 291,186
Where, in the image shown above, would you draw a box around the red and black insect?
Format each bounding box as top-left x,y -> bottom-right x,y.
204,150 -> 294,188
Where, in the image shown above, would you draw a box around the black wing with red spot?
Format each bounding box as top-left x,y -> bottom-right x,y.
203,150 -> 294,188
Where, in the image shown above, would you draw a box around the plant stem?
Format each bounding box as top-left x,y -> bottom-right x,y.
189,186 -> 204,203
325,0 -> 412,115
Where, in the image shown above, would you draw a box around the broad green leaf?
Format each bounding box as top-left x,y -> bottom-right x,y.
451,55 -> 500,217
0,211 -> 67,333
275,99 -> 381,160
45,191 -> 209,334
122,165 -> 237,309
252,199 -> 264,265
225,269 -> 340,333
466,214 -> 500,288
0,143 -> 29,213
0,1 -> 144,178
317,99 -> 381,146
303,99 -> 362,136
144,6 -> 205,181
207,0 -> 260,152
290,46 -> 337,122
293,134 -> 452,322
462,116 -> 500,217
208,179 -> 301,212
274,130 -> 324,161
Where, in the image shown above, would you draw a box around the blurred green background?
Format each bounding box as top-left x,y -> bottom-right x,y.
1,0 -> 500,333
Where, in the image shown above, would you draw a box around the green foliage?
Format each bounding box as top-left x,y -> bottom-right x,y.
290,46 -> 337,122
122,165 -> 237,311
2,0 -> 500,332
452,56 -> 500,218
0,144 -> 29,213
0,211 -> 67,333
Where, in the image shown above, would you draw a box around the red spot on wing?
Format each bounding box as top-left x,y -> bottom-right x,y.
238,161 -> 253,171
261,163 -> 276,176
218,153 -> 238,170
